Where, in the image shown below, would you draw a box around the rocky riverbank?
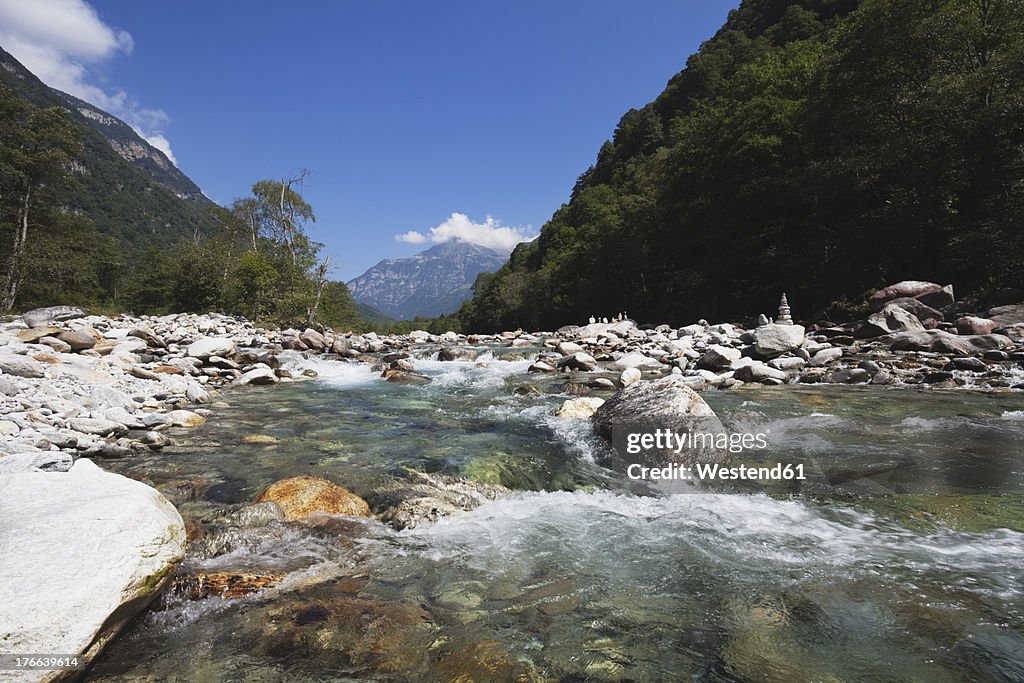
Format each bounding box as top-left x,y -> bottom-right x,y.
1,281 -> 1023,679
2,286 -> 1021,473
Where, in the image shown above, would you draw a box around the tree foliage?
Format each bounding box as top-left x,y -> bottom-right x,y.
0,87 -> 85,311
121,175 -> 362,329
459,0 -> 1024,332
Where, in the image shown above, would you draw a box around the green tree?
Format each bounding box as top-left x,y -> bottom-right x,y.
0,87 -> 83,311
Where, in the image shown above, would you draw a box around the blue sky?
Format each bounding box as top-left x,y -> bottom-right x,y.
0,1 -> 738,280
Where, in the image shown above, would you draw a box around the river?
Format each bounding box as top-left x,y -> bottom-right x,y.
86,347 -> 1024,681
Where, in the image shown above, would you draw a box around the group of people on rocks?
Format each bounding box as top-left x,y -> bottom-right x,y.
588,312 -> 628,324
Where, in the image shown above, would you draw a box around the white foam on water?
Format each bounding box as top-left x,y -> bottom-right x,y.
1003,410 -> 1024,420
280,353 -> 379,388
482,399 -> 607,462
727,412 -> 844,453
400,490 -> 1024,596
415,353 -> 533,389
898,415 -> 956,431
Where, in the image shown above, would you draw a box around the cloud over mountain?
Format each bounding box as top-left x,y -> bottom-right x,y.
395,212 -> 535,253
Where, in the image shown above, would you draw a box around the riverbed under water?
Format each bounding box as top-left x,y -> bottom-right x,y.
87,348 -> 1024,682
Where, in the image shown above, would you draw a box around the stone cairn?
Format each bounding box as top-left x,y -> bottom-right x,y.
777,293 -> 793,325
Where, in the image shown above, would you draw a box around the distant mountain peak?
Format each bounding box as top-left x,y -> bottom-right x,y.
347,240 -> 507,319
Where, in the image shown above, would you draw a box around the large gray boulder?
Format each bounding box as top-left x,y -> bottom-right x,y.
986,304 -> 1024,327
855,303 -> 925,338
0,459 -> 185,677
698,344 -> 742,370
890,330 -> 1013,355
0,354 -> 46,379
868,281 -> 952,312
22,305 -> 86,328
592,375 -> 727,467
753,323 -> 806,358
609,352 -> 665,371
186,336 -> 236,360
885,297 -> 943,322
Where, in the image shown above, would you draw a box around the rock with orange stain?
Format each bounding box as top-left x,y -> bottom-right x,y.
255,476 -> 371,520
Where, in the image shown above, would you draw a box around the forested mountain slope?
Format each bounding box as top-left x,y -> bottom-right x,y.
0,45 -> 216,250
459,0 -> 1024,331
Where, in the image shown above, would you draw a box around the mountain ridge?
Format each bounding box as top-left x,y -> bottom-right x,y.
0,45 -> 217,248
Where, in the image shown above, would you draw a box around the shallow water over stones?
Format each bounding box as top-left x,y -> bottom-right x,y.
87,349 -> 1024,681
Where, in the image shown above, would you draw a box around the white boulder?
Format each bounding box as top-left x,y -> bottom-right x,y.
0,459 -> 185,674
753,323 -> 806,358
186,336 -> 235,360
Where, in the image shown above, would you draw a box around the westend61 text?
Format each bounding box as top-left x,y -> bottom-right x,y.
627,462 -> 807,481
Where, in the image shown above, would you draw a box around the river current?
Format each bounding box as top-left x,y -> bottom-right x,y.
87,347 -> 1024,682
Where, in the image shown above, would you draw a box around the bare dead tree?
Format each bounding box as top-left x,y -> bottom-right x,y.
306,254 -> 331,327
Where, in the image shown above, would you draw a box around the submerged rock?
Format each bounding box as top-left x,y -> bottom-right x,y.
437,347 -> 478,361
382,369 -> 431,384
368,470 -> 507,530
244,589 -> 433,678
255,475 -> 371,521
0,459 -> 184,674
555,396 -> 605,419
169,571 -> 285,601
167,409 -> 206,427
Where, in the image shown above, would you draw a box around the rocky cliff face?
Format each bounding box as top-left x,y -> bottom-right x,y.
347,241 -> 508,319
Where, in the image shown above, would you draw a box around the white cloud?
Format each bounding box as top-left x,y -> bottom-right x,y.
0,0 -> 177,165
395,230 -> 428,244
395,213 -> 535,252
139,132 -> 177,166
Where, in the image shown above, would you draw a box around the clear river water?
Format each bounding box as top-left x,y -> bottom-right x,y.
86,347 -> 1024,682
